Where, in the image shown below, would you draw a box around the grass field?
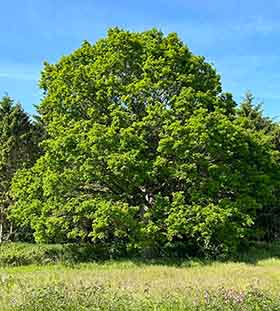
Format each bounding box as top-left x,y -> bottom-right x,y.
0,242 -> 279,310
1,251 -> 280,310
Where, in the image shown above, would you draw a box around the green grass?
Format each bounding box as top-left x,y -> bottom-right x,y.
0,243 -> 280,309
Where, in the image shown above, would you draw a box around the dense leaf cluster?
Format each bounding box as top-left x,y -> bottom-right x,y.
0,96 -> 39,242
3,28 -> 280,257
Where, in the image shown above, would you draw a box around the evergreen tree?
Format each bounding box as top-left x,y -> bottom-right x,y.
237,92 -> 280,241
0,96 -> 39,242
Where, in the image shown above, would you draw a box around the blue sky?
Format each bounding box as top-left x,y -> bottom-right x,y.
1,0 -> 279,118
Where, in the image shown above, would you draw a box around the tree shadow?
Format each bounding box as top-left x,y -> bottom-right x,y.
2,241 -> 278,268
59,241 -> 280,267
232,241 -> 280,265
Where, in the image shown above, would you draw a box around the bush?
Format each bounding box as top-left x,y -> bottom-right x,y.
0,243 -> 110,266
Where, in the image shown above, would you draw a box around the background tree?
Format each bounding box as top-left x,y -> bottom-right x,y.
237,92 -> 274,133
237,92 -> 280,242
0,96 -> 39,242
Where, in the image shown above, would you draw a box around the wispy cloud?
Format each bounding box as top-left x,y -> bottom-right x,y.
0,72 -> 38,81
0,64 -> 39,81
163,16 -> 280,51
227,16 -> 280,36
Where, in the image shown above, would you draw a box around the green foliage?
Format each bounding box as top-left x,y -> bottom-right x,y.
237,93 -> 280,242
0,96 -> 40,242
0,242 -> 117,266
0,243 -> 62,266
10,28 -> 280,257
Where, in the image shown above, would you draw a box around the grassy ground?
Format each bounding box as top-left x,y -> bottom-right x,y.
1,257 -> 280,309
0,243 -> 280,310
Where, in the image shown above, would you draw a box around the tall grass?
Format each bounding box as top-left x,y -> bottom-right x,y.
0,242 -> 280,309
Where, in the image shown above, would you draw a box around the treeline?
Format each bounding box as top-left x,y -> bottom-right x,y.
1,28 -> 279,258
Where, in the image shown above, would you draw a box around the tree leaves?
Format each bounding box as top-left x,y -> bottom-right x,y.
10,28 -> 280,257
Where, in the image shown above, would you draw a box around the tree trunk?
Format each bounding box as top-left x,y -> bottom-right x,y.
0,222 -> 3,244
0,206 -> 5,243
6,222 -> 13,241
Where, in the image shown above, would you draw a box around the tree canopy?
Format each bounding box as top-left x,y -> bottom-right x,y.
9,28 -> 280,257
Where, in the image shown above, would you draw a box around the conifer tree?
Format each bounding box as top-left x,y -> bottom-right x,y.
0,96 -> 39,242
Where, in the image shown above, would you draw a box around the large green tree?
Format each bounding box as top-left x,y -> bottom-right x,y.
11,28 -> 279,256
0,96 -> 39,242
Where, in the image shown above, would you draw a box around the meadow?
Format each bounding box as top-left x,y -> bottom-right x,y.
0,243 -> 280,310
